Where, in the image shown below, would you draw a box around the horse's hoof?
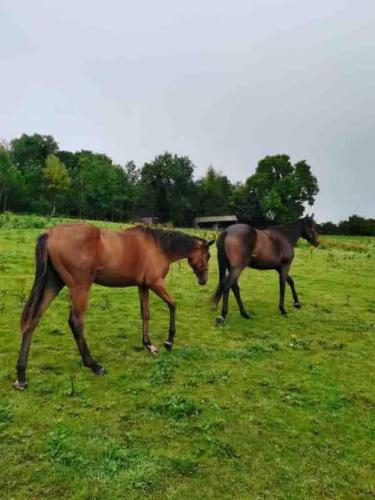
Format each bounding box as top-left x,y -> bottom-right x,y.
92,363 -> 105,375
280,309 -> 287,316
164,341 -> 173,351
216,315 -> 225,326
241,311 -> 251,319
293,302 -> 302,309
14,380 -> 27,390
148,345 -> 158,355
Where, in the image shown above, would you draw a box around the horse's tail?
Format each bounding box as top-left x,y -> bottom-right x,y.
21,232 -> 49,330
212,230 -> 229,305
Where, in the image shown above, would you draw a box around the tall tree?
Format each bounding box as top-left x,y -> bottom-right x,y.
43,154 -> 71,216
76,152 -> 130,220
10,133 -> 58,170
123,161 -> 141,219
196,167 -> 234,216
10,133 -> 59,212
236,155 -> 319,224
140,152 -> 197,225
0,146 -> 23,212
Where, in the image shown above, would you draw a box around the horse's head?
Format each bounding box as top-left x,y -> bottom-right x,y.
301,214 -> 319,247
188,238 -> 215,285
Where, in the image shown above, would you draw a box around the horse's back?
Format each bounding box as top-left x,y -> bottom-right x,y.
48,222 -> 100,240
224,223 -> 257,241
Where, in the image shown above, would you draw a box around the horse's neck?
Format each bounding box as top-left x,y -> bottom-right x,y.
165,249 -> 191,263
278,221 -> 302,247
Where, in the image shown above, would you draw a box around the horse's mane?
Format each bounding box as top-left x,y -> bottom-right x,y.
269,217 -> 310,245
129,226 -> 205,255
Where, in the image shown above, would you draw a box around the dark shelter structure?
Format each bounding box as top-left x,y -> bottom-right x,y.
194,215 -> 238,230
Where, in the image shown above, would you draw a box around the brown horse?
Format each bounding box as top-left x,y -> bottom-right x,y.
212,216 -> 319,324
15,224 -> 214,389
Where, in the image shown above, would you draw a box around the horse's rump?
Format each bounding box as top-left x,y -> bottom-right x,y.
224,224 -> 257,267
46,223 -> 101,287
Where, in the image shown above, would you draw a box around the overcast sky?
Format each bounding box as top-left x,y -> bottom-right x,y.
1,0 -> 374,222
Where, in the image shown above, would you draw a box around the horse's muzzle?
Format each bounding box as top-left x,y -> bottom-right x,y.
197,271 -> 208,286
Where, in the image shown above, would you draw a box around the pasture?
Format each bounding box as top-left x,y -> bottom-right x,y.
0,214 -> 374,499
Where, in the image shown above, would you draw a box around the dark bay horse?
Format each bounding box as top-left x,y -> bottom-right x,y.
15,224 -> 214,389
213,216 -> 319,324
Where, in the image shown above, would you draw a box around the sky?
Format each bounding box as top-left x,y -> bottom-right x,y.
1,0 -> 374,222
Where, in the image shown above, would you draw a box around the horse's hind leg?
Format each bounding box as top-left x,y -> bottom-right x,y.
15,268 -> 64,389
217,267 -> 243,325
231,279 -> 250,319
68,285 -> 104,374
138,285 -> 158,354
287,275 -> 301,308
219,289 -> 230,325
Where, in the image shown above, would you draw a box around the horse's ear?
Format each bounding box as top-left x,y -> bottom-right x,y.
207,239 -> 215,247
311,212 -> 315,219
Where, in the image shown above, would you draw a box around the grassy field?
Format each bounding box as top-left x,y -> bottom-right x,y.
0,213 -> 374,499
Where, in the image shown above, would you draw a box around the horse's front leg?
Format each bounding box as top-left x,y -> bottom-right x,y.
150,279 -> 176,351
138,285 -> 158,354
278,266 -> 289,315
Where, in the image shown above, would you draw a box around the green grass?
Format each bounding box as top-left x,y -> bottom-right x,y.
0,213 -> 374,499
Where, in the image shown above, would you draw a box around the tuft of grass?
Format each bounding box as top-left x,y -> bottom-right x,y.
168,456 -> 199,475
149,355 -> 176,384
47,426 -> 89,470
0,406 -> 13,427
149,396 -> 201,420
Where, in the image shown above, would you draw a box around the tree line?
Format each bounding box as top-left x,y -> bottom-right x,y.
0,133 -> 372,234
319,216 -> 375,236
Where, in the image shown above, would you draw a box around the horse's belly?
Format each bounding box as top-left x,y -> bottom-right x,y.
94,269 -> 138,287
249,256 -> 279,270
